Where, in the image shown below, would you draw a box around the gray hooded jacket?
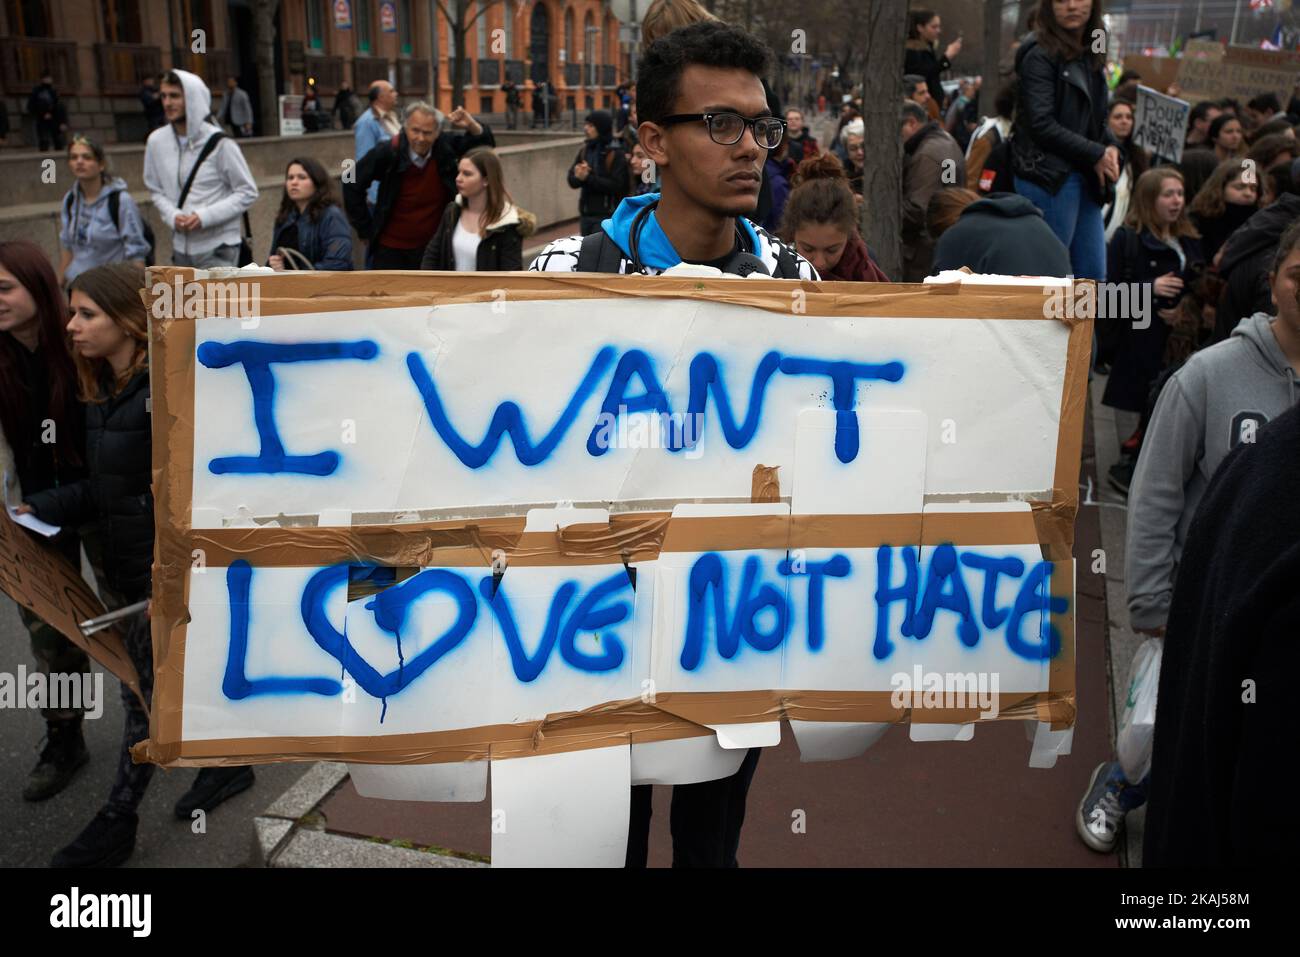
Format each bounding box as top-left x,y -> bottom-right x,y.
143,69 -> 258,257
1126,312 -> 1300,630
59,176 -> 150,282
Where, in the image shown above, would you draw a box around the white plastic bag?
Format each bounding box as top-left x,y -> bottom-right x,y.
1117,638 -> 1162,783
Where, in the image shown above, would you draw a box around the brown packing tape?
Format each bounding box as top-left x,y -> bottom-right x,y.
140,271 -> 1088,766
0,505 -> 144,709
133,689 -> 1074,767
143,267 -> 1074,321
1051,311 -> 1093,518
919,510 -> 1039,546
751,464 -> 781,503
1045,558 -> 1077,730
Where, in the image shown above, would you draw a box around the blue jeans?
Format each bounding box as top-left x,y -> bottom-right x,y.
1014,173 -> 1106,281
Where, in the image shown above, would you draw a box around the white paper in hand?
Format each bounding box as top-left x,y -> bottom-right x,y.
6,505 -> 60,538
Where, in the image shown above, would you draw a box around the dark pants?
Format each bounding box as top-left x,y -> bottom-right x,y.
36,120 -> 64,152
371,244 -> 425,270
18,527 -> 104,720
104,591 -> 154,815
579,215 -> 606,237
506,106 -> 519,130
625,747 -> 762,868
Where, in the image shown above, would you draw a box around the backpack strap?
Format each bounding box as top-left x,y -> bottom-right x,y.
772,243 -> 801,279
177,131 -> 226,209
576,230 -> 626,273
107,189 -> 121,234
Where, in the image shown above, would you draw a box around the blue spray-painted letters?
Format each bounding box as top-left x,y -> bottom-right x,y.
197,340 -> 379,475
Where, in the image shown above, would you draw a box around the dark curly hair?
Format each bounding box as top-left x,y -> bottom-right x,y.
635,20 -> 771,126
275,156 -> 341,225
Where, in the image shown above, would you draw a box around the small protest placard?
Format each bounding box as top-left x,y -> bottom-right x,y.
0,506 -> 142,704
1132,85 -> 1189,163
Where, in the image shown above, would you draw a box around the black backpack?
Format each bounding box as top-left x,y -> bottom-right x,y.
575,223 -> 802,278
64,189 -> 156,267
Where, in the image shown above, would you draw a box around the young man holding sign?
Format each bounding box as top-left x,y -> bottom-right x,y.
530,20 -> 816,867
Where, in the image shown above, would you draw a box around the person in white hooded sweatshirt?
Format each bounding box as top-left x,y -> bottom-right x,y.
144,69 -> 258,267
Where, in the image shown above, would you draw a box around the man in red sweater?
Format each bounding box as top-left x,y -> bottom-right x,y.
344,101 -> 494,269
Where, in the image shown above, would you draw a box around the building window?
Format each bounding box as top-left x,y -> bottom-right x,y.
306,0 -> 325,50
355,0 -> 372,53
178,0 -> 212,51
101,0 -> 143,43
503,0 -> 513,59
563,8 -> 573,65
399,0 -> 413,55
6,0 -> 51,36
476,3 -> 487,62
583,11 -> 595,85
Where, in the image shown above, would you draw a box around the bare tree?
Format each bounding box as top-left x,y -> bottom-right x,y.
983,0 -> 1004,104
858,0 -> 908,279
437,0 -> 506,108
253,0 -> 281,137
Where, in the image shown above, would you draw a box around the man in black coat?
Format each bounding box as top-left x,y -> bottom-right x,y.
27,74 -> 67,152
138,75 -> 166,134
344,102 -> 494,269
568,110 -> 628,236
1143,403 -> 1300,866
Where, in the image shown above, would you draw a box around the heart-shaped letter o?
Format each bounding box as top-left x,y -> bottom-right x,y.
301,565 -> 478,699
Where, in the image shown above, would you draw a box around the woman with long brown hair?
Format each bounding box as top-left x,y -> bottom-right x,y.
1102,98 -> 1150,242
267,156 -> 353,271
0,240 -> 93,805
420,147 -> 535,271
21,262 -> 255,866
1101,168 -> 1205,491
905,8 -> 962,120
1011,0 -> 1118,281
1188,158 -> 1260,265
779,153 -> 889,281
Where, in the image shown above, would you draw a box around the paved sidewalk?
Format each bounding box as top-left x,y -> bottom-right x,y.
252,388 -> 1129,868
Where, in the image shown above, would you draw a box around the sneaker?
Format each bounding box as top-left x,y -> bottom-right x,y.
50,808 -> 137,868
23,719 -> 89,802
1107,459 -> 1134,496
173,766 -> 255,820
1076,761 -> 1126,852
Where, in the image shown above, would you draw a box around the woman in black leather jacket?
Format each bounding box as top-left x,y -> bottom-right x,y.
904,9 -> 962,114
1011,0 -> 1119,280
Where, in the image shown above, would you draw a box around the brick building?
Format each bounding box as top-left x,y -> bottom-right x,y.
1,0 -> 630,146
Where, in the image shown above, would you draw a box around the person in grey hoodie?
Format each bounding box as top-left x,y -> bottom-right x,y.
1077,219 -> 1300,854
58,135 -> 150,286
144,69 -> 258,268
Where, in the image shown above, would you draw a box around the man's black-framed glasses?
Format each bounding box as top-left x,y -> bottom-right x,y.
659,112 -> 786,149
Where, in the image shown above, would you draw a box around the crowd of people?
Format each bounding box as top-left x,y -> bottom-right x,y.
2,0 -> 1298,869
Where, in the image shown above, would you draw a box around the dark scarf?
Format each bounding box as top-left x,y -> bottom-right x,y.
824,231 -> 890,282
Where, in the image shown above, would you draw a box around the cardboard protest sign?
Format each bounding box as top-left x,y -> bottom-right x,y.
1176,55 -> 1295,105
139,268 -> 1089,861
1132,85 -> 1189,163
1121,55 -> 1180,95
1182,40 -> 1224,62
0,507 -> 143,703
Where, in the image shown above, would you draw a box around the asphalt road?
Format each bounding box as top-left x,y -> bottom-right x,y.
0,591 -> 308,868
